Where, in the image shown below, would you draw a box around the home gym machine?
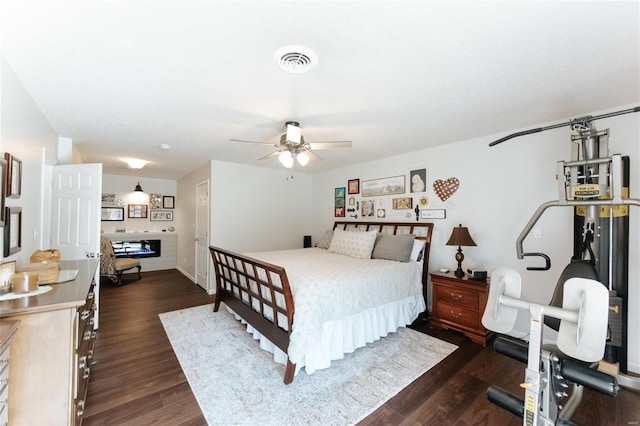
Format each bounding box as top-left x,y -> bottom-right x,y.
481,106 -> 640,425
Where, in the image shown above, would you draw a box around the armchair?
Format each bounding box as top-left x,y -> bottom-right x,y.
100,236 -> 142,285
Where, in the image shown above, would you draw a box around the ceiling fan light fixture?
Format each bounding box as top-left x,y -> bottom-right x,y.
297,152 -> 310,166
279,151 -> 294,168
286,122 -> 302,144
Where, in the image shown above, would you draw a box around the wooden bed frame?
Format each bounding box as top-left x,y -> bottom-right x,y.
209,221 -> 434,384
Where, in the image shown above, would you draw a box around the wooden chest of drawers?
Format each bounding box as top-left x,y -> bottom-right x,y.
429,271 -> 492,346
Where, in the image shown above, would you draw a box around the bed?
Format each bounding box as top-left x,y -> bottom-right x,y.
209,221 -> 434,384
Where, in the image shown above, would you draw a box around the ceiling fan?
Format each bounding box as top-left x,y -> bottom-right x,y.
231,121 -> 352,168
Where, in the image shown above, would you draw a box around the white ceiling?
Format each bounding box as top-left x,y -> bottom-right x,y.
1,1 -> 639,179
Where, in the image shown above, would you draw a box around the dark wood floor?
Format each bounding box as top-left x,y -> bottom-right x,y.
83,270 -> 637,425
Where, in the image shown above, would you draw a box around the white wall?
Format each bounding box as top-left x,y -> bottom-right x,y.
311,104 -> 640,372
0,56 -> 59,263
210,160 -> 313,252
101,173 -> 177,233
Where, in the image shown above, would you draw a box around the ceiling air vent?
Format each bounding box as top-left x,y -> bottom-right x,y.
274,45 -> 318,74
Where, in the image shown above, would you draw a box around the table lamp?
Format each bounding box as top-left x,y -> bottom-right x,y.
446,224 -> 477,277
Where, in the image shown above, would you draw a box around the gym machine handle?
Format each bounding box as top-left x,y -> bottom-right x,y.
522,252 -> 551,271
560,359 -> 619,397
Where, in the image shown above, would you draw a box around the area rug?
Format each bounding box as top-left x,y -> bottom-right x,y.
159,304 -> 457,425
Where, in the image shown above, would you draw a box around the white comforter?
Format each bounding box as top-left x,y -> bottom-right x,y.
244,248 -> 423,364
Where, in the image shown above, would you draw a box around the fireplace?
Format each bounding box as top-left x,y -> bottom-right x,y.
111,239 -> 161,259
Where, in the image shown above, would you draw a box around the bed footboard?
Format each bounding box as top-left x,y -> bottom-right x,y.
209,246 -> 296,384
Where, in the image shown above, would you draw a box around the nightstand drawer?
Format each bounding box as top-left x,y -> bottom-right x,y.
434,284 -> 479,311
435,302 -> 479,330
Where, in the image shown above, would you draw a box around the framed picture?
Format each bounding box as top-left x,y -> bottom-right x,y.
334,207 -> 345,217
101,207 -> 124,221
163,195 -> 175,209
0,158 -> 6,227
361,175 -> 405,197
334,187 -> 345,198
361,199 -> 375,217
392,197 -> 413,209
150,210 -> 173,221
4,206 -> 22,257
5,153 -> 22,198
128,204 -> 148,218
348,179 -> 360,194
420,209 -> 446,219
149,193 -> 163,209
409,168 -> 428,193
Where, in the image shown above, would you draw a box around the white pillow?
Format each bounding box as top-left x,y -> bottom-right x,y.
410,239 -> 426,262
328,229 -> 378,259
317,230 -> 334,249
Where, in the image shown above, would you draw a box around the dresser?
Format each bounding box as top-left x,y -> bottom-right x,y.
429,271 -> 492,346
0,320 -> 20,425
0,259 -> 98,426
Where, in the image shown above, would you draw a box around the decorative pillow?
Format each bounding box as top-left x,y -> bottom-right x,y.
317,230 -> 334,249
328,229 -> 378,259
372,234 -> 416,262
410,239 -> 426,262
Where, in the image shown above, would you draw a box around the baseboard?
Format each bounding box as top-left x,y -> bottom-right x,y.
176,266 -> 195,283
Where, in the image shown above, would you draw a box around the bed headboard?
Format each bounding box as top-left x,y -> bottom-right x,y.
332,221 -> 434,299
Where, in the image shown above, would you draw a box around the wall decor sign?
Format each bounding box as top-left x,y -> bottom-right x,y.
149,193 -> 163,209
409,168 -> 427,193
361,175 -> 405,197
4,153 -> 22,198
163,195 -> 175,209
128,204 -> 148,218
433,177 -> 460,201
101,207 -> 124,221
4,206 -> 22,256
102,193 -> 116,206
150,210 -> 174,221
348,179 -> 360,194
420,209 -> 447,219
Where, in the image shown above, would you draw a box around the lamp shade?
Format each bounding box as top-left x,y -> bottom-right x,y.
134,182 -> 144,192
446,224 -> 477,247
279,151 -> 294,168
297,152 -> 310,166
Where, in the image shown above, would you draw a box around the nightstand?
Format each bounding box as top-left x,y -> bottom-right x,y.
429,271 -> 492,346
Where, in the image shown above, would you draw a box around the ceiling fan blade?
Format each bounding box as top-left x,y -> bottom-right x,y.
307,141 -> 352,150
258,151 -> 282,160
231,139 -> 276,146
305,149 -> 323,161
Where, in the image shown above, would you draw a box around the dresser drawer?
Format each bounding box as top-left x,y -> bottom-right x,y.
435,302 -> 479,330
434,283 -> 479,311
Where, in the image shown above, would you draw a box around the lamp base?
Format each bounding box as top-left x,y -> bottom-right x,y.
454,247 -> 465,278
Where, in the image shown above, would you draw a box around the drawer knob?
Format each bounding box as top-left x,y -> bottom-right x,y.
450,310 -> 462,319
450,293 -> 463,301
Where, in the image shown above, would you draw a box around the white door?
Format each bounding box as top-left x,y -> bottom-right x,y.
195,180 -> 210,292
51,163 -> 102,326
